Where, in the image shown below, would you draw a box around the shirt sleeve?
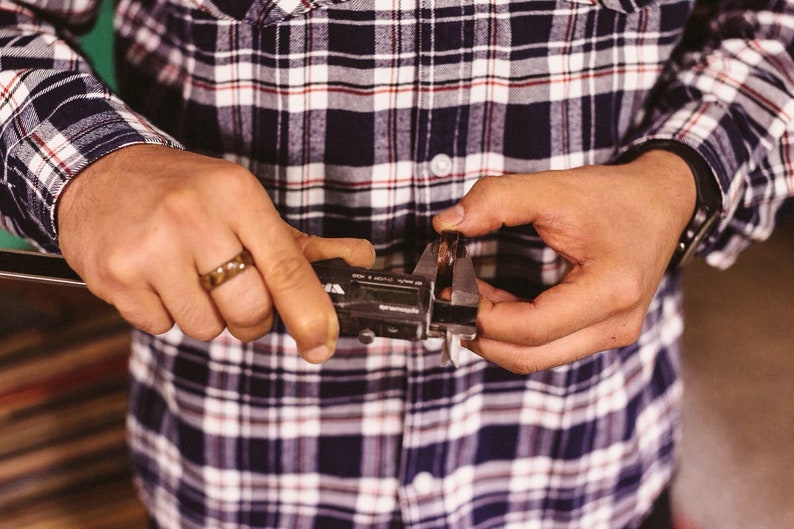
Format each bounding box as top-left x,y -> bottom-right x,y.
621,0 -> 794,269
0,0 -> 181,252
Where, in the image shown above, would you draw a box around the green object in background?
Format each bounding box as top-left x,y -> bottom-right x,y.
80,0 -> 117,89
0,0 -> 116,249
0,230 -> 29,250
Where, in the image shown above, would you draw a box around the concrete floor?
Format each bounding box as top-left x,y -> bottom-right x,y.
673,218 -> 794,529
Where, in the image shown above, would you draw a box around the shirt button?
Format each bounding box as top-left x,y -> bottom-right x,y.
412,471 -> 435,495
429,153 -> 453,177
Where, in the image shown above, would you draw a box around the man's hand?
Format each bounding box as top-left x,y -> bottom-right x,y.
433,150 -> 697,373
57,144 -> 375,362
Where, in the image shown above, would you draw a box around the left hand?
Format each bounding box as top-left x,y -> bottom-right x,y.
433,150 -> 697,373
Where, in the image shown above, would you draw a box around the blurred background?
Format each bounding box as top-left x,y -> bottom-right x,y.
674,217 -> 794,529
0,3 -> 792,527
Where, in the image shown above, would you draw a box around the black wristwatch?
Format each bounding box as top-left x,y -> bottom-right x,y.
617,139 -> 722,270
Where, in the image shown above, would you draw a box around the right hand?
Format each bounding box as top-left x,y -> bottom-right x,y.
57,144 -> 375,362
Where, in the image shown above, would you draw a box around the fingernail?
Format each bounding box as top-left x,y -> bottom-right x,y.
437,203 -> 465,227
303,343 -> 332,363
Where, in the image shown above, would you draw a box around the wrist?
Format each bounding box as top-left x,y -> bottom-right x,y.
617,140 -> 721,270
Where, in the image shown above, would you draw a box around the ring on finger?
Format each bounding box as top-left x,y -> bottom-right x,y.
199,249 -> 255,291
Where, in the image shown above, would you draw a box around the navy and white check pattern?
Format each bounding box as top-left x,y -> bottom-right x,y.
2,0 -> 794,527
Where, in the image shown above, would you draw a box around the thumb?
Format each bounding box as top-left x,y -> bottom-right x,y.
433,174 -> 542,236
291,229 -> 376,268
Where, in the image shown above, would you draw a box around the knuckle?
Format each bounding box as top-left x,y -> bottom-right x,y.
290,310 -> 333,341
229,318 -> 274,343
188,322 -> 225,342
225,298 -> 272,330
221,163 -> 257,186
165,297 -> 224,341
174,311 -> 225,341
97,250 -> 141,289
606,276 -> 644,310
463,175 -> 515,227
266,254 -> 310,292
158,186 -> 206,226
117,304 -> 173,336
176,313 -> 223,340
143,321 -> 175,336
474,174 -> 500,190
469,175 -> 499,201
212,164 -> 261,201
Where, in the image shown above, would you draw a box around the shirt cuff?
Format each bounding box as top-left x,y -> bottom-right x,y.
7,92 -> 181,251
617,100 -> 741,261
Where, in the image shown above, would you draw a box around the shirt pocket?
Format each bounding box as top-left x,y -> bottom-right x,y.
565,0 -> 658,14
187,0 -> 359,26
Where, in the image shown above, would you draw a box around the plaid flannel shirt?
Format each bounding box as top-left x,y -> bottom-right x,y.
2,0 -> 794,527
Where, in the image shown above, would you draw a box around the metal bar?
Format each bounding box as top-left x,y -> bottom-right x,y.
0,249 -> 85,287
